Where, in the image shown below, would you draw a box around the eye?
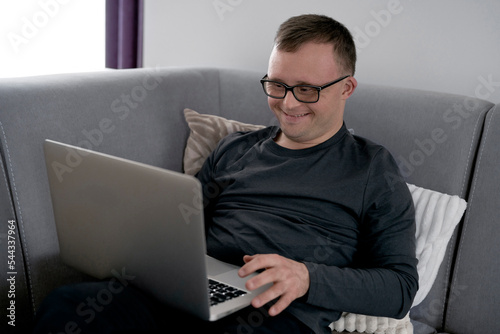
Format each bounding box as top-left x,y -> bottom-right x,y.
297,86 -> 317,94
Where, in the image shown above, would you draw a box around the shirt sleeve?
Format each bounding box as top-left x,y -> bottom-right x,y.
194,145 -> 217,228
194,133 -> 235,229
303,148 -> 419,319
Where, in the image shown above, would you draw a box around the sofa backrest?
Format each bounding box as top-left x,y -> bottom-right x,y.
443,105 -> 500,334
343,84 -> 494,330
0,67 -> 495,333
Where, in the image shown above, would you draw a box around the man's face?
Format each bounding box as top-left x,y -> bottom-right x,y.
267,41 -> 356,149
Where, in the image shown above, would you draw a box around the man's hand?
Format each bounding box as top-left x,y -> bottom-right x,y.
238,254 -> 310,316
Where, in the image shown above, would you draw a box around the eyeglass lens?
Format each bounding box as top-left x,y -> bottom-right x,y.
263,82 -> 319,103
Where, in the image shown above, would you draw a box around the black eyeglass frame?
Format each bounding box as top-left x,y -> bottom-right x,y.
260,74 -> 350,103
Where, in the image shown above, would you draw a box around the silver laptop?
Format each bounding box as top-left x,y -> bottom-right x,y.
43,139 -> 269,321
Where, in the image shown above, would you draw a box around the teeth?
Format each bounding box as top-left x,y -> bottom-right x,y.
289,113 -> 308,117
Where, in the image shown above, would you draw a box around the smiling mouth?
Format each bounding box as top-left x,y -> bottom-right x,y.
284,112 -> 310,118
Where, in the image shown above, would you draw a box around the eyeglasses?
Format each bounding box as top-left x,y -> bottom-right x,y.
260,75 -> 350,103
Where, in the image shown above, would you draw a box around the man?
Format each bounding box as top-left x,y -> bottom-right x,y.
34,14 -> 418,334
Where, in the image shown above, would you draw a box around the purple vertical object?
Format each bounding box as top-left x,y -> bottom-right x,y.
106,0 -> 143,69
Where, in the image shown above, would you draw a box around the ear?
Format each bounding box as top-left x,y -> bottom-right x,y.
341,76 -> 357,100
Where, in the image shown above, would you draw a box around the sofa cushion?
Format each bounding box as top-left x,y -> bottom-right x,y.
182,110 -> 468,334
343,84 -> 491,197
407,183 -> 466,307
183,109 -> 265,175
332,313 -> 412,333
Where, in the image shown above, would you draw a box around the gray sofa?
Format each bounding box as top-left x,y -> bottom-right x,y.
0,67 -> 498,334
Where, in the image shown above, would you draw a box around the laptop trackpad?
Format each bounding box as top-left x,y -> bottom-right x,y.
206,255 -> 240,276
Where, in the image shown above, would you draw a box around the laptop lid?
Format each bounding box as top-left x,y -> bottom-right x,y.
43,139 -> 271,322
44,139 -> 217,319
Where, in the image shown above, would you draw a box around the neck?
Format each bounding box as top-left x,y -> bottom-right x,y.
275,123 -> 343,150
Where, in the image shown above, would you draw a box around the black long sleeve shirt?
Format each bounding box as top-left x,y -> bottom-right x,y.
196,124 -> 418,334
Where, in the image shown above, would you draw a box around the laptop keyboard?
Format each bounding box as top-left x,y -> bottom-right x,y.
208,279 -> 247,306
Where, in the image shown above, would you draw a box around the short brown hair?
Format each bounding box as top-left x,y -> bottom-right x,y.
274,14 -> 357,76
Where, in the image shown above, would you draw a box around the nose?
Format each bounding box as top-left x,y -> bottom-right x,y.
282,90 -> 303,110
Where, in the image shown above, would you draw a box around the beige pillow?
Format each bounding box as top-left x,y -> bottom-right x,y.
182,109 -> 467,334
183,108 -> 266,175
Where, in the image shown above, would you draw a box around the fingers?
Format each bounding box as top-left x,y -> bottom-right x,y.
239,254 -> 278,278
250,276 -> 295,316
238,254 -> 310,316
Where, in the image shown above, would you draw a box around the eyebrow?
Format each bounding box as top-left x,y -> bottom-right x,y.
266,77 -> 317,86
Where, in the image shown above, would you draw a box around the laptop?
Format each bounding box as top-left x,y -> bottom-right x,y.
43,139 -> 270,321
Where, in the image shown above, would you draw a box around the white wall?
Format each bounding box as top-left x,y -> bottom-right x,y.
143,0 -> 500,103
